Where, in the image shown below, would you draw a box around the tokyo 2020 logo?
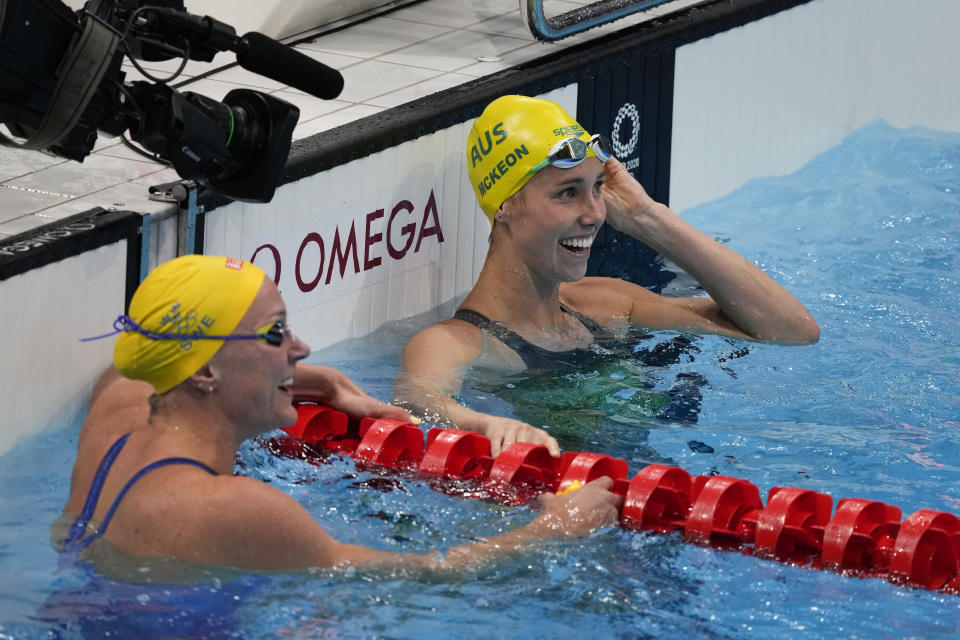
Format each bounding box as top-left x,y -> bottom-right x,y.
611,102 -> 640,159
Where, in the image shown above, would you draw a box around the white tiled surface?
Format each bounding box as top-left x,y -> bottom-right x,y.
0,0 -> 703,238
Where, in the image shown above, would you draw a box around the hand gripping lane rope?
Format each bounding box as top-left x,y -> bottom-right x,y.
267,403 -> 960,594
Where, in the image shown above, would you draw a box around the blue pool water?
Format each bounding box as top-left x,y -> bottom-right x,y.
2,121 -> 959,638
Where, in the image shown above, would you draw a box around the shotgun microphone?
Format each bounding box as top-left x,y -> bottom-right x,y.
234,32 -> 345,100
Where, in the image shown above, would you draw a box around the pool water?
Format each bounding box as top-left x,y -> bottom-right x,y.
2,121 -> 960,638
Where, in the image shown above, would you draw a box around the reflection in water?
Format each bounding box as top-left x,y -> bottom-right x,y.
37,569 -> 263,639
463,332 -> 716,460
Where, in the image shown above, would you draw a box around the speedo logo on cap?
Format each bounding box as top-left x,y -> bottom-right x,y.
553,124 -> 586,138
470,122 -> 530,196
225,258 -> 243,271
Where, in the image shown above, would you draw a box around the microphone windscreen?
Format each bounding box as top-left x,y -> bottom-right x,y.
237,32 -> 344,100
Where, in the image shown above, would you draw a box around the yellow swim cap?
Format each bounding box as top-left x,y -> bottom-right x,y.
466,95 -> 594,227
114,255 -> 266,394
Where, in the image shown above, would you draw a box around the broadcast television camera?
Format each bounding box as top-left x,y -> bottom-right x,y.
0,0 -> 344,202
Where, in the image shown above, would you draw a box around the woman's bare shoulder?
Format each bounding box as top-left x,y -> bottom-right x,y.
560,277 -> 648,319
566,276 -> 658,297
402,317 -> 486,370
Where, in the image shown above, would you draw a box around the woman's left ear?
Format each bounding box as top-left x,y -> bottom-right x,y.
495,202 -> 512,224
186,364 -> 217,395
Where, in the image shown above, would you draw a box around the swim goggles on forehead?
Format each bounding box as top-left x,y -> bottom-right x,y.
80,315 -> 293,347
527,133 -> 614,175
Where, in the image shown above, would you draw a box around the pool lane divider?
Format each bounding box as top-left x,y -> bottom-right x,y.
267,403 -> 960,594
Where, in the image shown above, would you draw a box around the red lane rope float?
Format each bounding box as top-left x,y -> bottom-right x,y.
269,403 -> 960,594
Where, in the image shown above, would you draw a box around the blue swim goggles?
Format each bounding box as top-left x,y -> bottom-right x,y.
527,133 -> 614,175
81,315 -> 293,347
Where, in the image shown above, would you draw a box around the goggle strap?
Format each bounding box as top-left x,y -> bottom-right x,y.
79,315 -> 281,345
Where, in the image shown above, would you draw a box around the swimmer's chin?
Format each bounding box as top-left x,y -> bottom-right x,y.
275,404 -> 299,431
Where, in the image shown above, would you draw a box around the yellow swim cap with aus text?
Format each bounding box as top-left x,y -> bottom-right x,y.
465,95 -> 596,227
113,255 -> 266,394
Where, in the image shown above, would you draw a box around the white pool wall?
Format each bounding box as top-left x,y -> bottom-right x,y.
670,0 -> 960,213
0,243 -> 127,452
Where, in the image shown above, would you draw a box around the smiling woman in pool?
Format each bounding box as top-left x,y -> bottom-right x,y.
59,254 -> 621,574
396,95 -> 820,456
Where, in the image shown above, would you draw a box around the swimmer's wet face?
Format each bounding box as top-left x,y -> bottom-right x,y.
501,157 -> 607,284
209,277 -> 311,431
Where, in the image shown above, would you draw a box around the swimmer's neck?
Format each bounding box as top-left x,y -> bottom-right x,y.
145,395 -> 250,472
467,260 -> 571,330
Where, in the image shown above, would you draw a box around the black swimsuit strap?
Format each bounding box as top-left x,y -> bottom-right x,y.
452,304 -> 611,369
452,308 -> 546,358
452,308 -> 499,333
558,302 -> 614,341
454,305 -> 610,341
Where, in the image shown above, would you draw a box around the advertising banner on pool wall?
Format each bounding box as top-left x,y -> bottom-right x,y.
575,50 -> 679,293
247,180 -> 446,314
201,122 -> 496,347
201,86 -> 580,349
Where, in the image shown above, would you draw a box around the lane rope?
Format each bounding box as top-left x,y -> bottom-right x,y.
266,403 -> 960,594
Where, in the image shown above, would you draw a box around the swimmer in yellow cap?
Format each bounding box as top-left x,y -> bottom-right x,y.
61,254 -> 620,575
396,95 -> 820,455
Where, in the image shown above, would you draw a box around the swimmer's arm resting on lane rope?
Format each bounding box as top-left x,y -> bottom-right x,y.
170,471 -> 621,572
395,319 -> 561,457
79,368 -> 614,572
290,363 -> 415,423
